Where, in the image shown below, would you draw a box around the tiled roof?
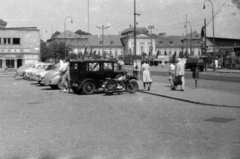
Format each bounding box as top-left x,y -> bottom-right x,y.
56,30 -> 80,39
0,19 -> 7,26
55,31 -> 123,47
155,35 -> 185,47
87,35 -> 123,47
185,31 -> 201,40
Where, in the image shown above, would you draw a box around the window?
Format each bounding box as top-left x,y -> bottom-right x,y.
70,63 -> 78,70
103,62 -> 113,71
169,50 -> 172,56
0,60 -> 2,68
169,41 -> 173,44
159,41 -> 163,44
4,38 -> 11,44
115,51 -> 118,56
13,38 -> 20,45
164,51 -> 167,55
88,62 -> 99,71
99,41 -> 102,44
111,41 -> 114,45
140,45 -> 144,54
6,59 -> 15,68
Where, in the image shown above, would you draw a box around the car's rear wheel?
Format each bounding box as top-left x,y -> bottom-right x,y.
83,81 -> 95,95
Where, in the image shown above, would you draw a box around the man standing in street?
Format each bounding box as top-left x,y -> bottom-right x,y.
175,58 -> 185,91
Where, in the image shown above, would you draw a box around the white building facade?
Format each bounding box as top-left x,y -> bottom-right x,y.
0,27 -> 40,70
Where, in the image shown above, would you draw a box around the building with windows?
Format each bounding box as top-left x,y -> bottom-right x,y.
0,20 -> 40,70
49,31 -> 124,57
120,26 -> 202,58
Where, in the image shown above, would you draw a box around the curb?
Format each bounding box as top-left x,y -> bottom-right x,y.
138,90 -> 240,109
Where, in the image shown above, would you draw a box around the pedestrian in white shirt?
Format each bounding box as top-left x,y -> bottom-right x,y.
168,61 -> 175,86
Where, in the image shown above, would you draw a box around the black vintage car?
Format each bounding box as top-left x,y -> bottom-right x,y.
69,59 -> 127,95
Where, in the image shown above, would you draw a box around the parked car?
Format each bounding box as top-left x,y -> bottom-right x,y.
70,59 -> 127,95
31,64 -> 54,82
14,63 -> 35,78
23,62 -> 45,79
30,63 -> 54,80
40,63 -> 64,89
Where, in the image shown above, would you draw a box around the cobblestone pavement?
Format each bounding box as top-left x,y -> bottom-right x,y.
0,76 -> 240,159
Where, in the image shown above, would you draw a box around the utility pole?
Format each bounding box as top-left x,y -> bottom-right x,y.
134,0 -> 140,61
88,0 -> 89,34
204,19 -> 207,56
185,14 -> 188,55
148,25 -> 154,56
96,25 -> 110,57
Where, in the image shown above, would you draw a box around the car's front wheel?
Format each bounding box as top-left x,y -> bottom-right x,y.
83,81 -> 95,95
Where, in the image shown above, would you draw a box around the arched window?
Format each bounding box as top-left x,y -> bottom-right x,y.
169,50 -> 172,56
140,45 -> 144,54
148,45 -> 152,54
198,50 -> 201,56
164,50 -> 167,55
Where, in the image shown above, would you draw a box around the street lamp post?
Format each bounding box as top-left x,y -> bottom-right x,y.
148,25 -> 154,56
64,16 -> 73,59
181,39 -> 184,57
96,25 -> 110,57
203,0 -> 215,71
184,21 -> 192,56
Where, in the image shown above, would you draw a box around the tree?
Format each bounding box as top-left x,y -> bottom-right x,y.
40,42 -> 51,62
48,40 -> 72,62
68,53 -> 78,60
51,31 -> 61,39
75,30 -> 91,35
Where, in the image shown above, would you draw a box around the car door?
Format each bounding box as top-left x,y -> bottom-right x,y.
86,62 -> 104,84
102,61 -> 114,79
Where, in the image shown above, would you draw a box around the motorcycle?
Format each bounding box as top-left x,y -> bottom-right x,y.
102,73 -> 139,95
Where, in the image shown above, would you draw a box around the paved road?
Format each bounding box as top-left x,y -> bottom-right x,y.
0,76 -> 239,159
124,65 -> 240,83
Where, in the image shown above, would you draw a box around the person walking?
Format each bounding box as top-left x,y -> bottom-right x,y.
168,61 -> 175,86
61,57 -> 71,93
215,58 -> 219,70
175,58 -> 185,91
141,60 -> 151,91
161,60 -> 165,68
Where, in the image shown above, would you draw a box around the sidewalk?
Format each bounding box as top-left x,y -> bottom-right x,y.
137,80 -> 240,108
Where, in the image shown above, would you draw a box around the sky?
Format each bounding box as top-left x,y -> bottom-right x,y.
0,0 -> 240,41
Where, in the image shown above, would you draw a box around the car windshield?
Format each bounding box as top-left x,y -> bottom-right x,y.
52,64 -> 60,71
46,65 -> 54,70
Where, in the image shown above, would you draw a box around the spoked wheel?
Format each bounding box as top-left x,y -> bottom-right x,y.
83,81 -> 95,95
126,79 -> 138,94
104,80 -> 116,95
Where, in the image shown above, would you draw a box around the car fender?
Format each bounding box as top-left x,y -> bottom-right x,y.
50,74 -> 61,85
125,76 -> 137,83
77,78 -> 97,89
